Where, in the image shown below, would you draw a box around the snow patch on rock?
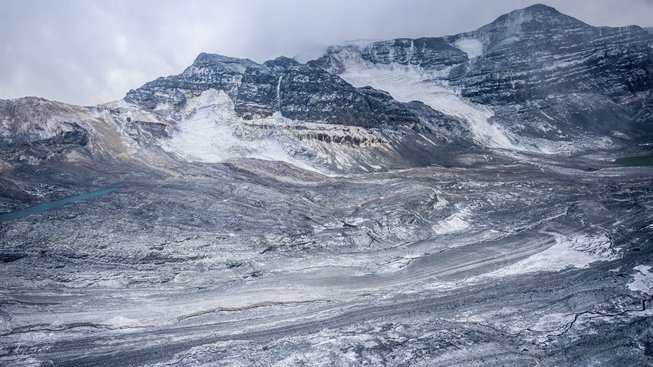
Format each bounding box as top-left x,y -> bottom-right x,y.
489,232 -> 619,276
628,265 -> 653,294
161,90 -> 318,172
104,316 -> 141,328
454,39 -> 484,59
432,209 -> 471,235
337,61 -> 526,151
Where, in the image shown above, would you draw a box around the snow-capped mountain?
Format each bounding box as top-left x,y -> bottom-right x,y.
314,4 -> 653,154
119,53 -> 476,172
1,4 -> 652,173
3,5 -> 653,366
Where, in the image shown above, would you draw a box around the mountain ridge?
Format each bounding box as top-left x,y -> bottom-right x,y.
2,5 -> 653,366
2,4 -> 652,173
315,4 -> 653,154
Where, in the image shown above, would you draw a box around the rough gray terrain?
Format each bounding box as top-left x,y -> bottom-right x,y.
1,156 -> 652,366
1,3 -> 653,366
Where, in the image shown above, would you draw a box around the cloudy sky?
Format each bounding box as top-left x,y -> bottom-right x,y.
1,0 -> 652,105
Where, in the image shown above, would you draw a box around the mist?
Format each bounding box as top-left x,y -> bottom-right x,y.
1,0 -> 652,105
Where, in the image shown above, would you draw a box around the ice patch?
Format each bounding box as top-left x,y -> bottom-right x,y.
454,38 -> 483,59
337,61 -> 524,151
432,211 -> 470,235
276,76 -> 283,113
161,90 -> 318,172
158,89 -> 398,173
489,233 -> 619,276
104,316 -> 141,328
628,265 -> 653,294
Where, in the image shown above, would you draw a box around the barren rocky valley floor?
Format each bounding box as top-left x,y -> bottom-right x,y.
1,3 -> 653,366
2,154 -> 653,366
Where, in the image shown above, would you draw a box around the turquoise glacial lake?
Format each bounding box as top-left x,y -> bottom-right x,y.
0,188 -> 118,222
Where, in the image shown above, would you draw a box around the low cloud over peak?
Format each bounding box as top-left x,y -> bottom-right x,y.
1,0 -> 652,105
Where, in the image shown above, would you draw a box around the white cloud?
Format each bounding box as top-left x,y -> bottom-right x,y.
115,35 -> 128,56
1,0 -> 652,105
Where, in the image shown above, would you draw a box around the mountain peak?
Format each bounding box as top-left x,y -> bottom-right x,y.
490,3 -> 587,29
263,56 -> 302,69
521,3 -> 559,14
191,52 -> 257,69
469,3 -> 589,49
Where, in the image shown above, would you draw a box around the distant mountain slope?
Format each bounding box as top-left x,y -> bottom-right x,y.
314,4 -> 653,154
2,4 -> 652,174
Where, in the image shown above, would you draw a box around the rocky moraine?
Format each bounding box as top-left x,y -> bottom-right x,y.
1,4 -> 653,367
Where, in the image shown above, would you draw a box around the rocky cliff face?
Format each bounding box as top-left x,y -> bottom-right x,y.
315,4 -> 653,153
113,48 -> 489,173
453,5 -> 653,147
452,5 -> 653,103
0,98 -> 89,165
2,4 -> 652,173
117,51 -> 479,172
0,98 -> 139,166
125,53 -> 427,129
